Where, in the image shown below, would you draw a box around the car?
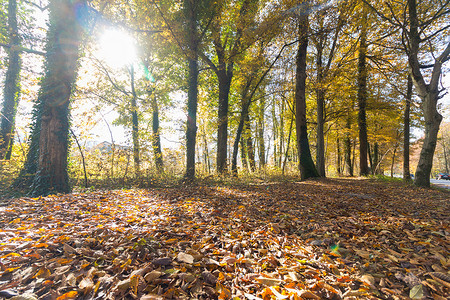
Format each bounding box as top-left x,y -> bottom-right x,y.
436,173 -> 450,180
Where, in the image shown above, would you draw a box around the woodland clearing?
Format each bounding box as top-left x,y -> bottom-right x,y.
0,178 -> 448,299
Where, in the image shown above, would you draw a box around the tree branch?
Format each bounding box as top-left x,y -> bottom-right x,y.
0,42 -> 45,56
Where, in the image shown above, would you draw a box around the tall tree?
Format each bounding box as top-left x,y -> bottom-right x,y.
27,0 -> 86,196
403,75 -> 412,180
184,0 -> 200,180
129,65 -> 140,177
0,0 -> 21,160
363,0 -> 450,186
407,0 -> 449,187
357,4 -> 369,176
295,4 -> 319,180
310,5 -> 344,177
201,0 -> 258,174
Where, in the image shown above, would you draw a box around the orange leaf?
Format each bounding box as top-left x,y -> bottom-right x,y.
56,291 -> 78,300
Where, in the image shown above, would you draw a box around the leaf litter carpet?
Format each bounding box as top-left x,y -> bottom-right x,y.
0,178 -> 448,299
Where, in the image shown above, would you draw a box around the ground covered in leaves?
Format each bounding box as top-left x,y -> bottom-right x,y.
0,178 -> 449,300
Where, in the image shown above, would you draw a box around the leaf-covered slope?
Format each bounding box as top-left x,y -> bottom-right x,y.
0,179 -> 448,299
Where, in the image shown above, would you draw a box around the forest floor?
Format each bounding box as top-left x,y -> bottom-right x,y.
0,178 -> 448,300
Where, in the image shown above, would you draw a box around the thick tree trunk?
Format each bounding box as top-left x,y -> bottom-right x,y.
152,94 -> 163,171
184,0 -> 199,181
403,75 -> 412,180
295,10 -> 319,180
407,0 -> 448,187
216,70 -> 232,174
0,0 -> 21,160
373,142 -> 379,174
414,93 -> 442,187
357,7 -> 369,176
30,0 -> 84,196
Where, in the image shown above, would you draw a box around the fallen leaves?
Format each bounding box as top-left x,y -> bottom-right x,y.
0,178 -> 448,299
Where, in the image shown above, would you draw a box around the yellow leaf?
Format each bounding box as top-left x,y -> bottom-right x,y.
10,218 -> 21,224
130,274 -> 140,295
34,267 -> 51,279
56,291 -> 78,300
1,253 -> 21,258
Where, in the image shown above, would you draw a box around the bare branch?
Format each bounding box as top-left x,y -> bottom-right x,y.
0,42 -> 45,56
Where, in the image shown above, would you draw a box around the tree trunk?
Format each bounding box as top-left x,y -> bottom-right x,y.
258,98 -> 265,169
216,69 -> 232,174
231,101 -> 248,175
184,0 -> 199,181
151,94 -> 163,171
295,9 -> 319,180
336,137 -> 342,175
282,117 -> 294,175
315,39 -> 326,177
202,127 -> 210,173
407,0 -> 448,187
344,116 -> 353,176
30,0 -> 84,196
129,65 -> 140,177
240,138 -> 248,171
357,6 -> 369,176
245,114 -> 256,172
391,145 -> 397,178
403,75 -> 412,180
443,141 -> 449,174
373,142 -> 379,174
0,0 -> 21,160
231,78 -> 252,175
414,93 -> 442,186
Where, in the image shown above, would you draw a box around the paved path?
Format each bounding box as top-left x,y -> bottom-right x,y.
431,179 -> 450,190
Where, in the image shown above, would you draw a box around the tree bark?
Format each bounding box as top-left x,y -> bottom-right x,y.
216,69 -> 232,174
258,97 -> 265,169
336,137 -> 341,175
0,0 -> 21,160
344,116 -> 353,176
129,65 -> 140,177
407,0 -> 448,187
30,0 -> 84,196
357,6 -> 369,176
152,94 -> 163,171
315,37 -> 326,177
403,75 -> 412,180
184,0 -> 199,181
295,9 -> 319,180
245,114 -> 256,172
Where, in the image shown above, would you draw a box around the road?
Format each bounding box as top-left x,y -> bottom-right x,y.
431,179 -> 450,189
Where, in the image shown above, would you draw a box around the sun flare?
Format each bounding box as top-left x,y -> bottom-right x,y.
97,29 -> 137,68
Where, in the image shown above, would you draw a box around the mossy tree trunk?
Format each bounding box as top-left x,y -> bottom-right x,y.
29,0 -> 85,196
